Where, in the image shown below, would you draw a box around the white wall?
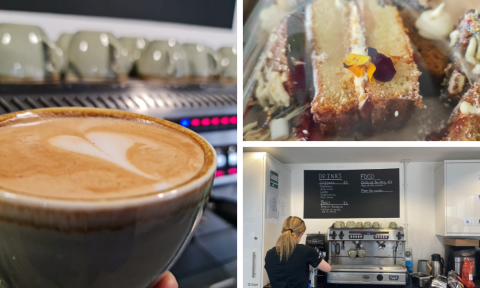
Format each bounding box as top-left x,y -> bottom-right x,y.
0,8 -> 237,49
287,161 -> 447,272
262,155 -> 291,286
406,162 -> 445,271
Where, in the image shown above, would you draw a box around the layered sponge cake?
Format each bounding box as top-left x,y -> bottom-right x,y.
443,9 -> 480,103
306,0 -> 424,136
442,83 -> 480,140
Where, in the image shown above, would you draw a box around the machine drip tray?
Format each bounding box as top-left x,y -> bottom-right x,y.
331,265 -> 406,273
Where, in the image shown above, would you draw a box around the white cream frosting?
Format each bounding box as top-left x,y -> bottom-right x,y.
415,3 -> 454,40
473,64 -> 480,74
450,30 -> 460,47
255,68 -> 290,107
466,36 -> 478,65
460,101 -> 480,114
260,0 -> 298,31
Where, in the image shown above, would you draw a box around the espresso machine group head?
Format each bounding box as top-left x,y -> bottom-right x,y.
326,225 -> 407,285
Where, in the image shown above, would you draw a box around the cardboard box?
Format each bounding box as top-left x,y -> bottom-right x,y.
444,238 -> 479,247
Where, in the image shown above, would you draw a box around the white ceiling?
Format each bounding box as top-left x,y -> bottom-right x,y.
243,147 -> 480,164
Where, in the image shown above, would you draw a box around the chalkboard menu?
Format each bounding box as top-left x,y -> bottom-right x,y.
304,169 -> 400,219
0,0 -> 236,29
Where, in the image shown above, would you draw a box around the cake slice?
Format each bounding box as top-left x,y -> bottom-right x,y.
360,0 -> 424,133
306,0 -> 358,136
442,9 -> 480,103
442,83 -> 480,141
306,0 -> 424,136
399,5 -> 450,84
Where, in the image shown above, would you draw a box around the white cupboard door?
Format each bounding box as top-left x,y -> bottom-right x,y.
243,153 -> 265,287
446,163 -> 480,235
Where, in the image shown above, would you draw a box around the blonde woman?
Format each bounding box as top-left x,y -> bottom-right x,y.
265,216 -> 331,288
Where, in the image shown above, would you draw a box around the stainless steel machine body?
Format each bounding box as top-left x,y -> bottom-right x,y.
326,227 -> 407,285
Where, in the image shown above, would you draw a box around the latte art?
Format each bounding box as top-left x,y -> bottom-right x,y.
0,115 -> 205,200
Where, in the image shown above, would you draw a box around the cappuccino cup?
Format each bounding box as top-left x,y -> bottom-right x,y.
348,250 -> 357,259
372,222 -> 381,228
183,43 -> 220,81
355,222 -> 363,228
346,221 -> 355,228
56,33 -> 74,72
0,23 -> 64,83
334,221 -> 345,228
137,39 -> 190,81
363,221 -> 372,228
65,31 -> 132,82
218,46 -> 237,82
0,107 -> 216,288
119,36 -> 149,63
357,249 -> 366,258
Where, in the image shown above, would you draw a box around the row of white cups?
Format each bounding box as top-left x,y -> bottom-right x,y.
0,23 -> 237,83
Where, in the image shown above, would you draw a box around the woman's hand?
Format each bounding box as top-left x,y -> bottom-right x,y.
154,271 -> 178,288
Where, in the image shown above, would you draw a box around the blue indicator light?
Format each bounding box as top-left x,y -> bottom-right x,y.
180,118 -> 191,127
367,233 -> 370,234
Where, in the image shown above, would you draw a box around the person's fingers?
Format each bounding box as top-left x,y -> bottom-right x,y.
156,271 -> 178,288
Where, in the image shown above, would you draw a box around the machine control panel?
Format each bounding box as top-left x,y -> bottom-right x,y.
389,276 -> 399,281
374,235 -> 389,239
349,235 -> 364,239
327,228 -> 406,241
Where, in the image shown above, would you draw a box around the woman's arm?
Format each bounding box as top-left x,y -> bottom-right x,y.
316,259 -> 331,272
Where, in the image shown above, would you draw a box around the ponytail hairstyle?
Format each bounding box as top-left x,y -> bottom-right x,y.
275,216 -> 306,262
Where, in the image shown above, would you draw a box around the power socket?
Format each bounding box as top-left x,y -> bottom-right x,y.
405,247 -> 414,273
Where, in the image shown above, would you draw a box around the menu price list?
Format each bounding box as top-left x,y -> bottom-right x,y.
304,169 -> 400,219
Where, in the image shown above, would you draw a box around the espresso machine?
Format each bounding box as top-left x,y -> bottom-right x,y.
326,225 -> 407,285
306,233 -> 328,287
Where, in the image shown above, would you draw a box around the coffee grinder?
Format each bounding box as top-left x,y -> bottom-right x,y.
306,233 -> 329,286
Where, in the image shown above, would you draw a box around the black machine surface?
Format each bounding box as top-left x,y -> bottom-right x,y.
306,233 -> 329,286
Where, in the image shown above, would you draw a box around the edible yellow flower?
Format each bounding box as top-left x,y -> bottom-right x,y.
343,53 -> 376,83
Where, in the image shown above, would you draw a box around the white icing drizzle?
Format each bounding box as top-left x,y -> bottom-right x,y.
450,30 -> 460,47
473,64 -> 480,75
255,68 -> 290,107
466,37 -> 478,65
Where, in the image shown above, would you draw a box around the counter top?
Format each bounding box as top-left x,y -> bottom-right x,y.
310,277 -> 480,288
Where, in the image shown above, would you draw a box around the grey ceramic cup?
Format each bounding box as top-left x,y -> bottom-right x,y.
348,250 -> 357,259
355,222 -> 363,228
346,221 -> 355,228
183,43 -> 220,81
56,33 -> 73,72
372,222 -> 381,228
137,39 -> 190,80
65,31 -> 131,82
0,23 -> 63,82
218,46 -> 237,80
363,221 -> 372,228
389,222 -> 398,228
357,249 -> 366,258
0,107 -> 217,288
119,37 -> 149,70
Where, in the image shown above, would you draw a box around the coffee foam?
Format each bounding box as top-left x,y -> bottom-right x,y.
0,115 -> 205,200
